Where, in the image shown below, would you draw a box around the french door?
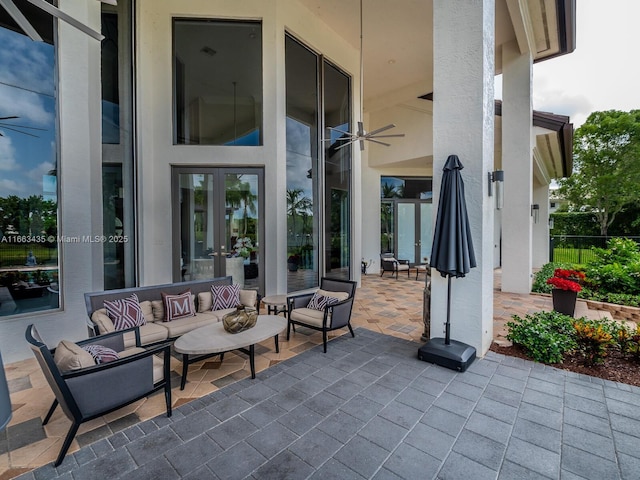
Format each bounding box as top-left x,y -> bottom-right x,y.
395,201 -> 432,264
172,167 -> 264,294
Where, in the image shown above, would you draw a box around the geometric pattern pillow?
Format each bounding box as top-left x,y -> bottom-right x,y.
161,290 -> 195,322
307,292 -> 340,311
104,294 -> 146,331
211,284 -> 241,311
81,344 -> 119,364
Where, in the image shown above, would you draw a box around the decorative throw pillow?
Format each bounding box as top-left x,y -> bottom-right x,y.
307,291 -> 340,311
211,284 -> 241,311
162,290 -> 196,322
81,344 -> 119,364
104,294 -> 146,331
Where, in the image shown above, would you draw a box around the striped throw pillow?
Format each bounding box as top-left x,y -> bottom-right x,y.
307,292 -> 340,311
211,284 -> 241,311
81,344 -> 119,364
104,294 -> 146,330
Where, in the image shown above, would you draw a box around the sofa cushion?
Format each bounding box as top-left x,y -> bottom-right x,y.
317,289 -> 350,302
289,308 -> 326,328
139,300 -> 154,324
211,284 -> 240,310
307,292 -> 340,311
54,340 -> 96,372
104,294 -> 146,330
123,322 -> 170,348
158,311 -> 219,338
162,290 -> 195,322
81,344 -> 119,364
92,309 -> 115,334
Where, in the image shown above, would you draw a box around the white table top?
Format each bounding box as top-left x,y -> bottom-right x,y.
174,315 -> 287,355
261,295 -> 288,306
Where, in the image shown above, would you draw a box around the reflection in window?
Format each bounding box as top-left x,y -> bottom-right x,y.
285,36 -> 319,292
0,24 -> 59,317
173,19 -> 262,146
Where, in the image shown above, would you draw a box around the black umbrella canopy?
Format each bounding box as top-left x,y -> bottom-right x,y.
430,155 -> 477,278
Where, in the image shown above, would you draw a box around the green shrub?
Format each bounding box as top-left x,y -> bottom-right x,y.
532,262 -> 575,294
585,238 -> 640,295
506,311 -> 577,364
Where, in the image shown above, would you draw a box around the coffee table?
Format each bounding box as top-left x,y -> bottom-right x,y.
174,315 -> 287,389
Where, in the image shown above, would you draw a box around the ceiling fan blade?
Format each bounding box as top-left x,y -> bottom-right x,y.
366,124 -> 396,136
328,126 -> 354,137
367,133 -> 406,139
0,122 -> 46,131
0,125 -> 39,137
334,139 -> 357,150
0,0 -> 43,41
366,138 -> 391,147
0,116 -> 19,120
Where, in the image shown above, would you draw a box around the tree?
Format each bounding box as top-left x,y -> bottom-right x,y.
286,188 -> 312,241
557,110 -> 640,235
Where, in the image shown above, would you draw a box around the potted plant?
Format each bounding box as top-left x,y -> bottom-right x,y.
287,254 -> 300,272
546,268 -> 585,317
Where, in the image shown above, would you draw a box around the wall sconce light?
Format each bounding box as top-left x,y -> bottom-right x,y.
531,204 -> 540,224
488,170 -> 504,210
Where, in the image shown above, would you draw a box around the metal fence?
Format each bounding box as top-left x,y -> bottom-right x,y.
549,235 -> 640,264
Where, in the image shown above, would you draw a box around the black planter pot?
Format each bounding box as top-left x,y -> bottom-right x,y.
552,289 -> 577,317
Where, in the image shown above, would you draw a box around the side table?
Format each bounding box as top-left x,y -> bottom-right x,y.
261,294 -> 288,318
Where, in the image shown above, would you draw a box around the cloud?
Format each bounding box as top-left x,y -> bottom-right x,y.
0,85 -> 54,127
0,178 -> 23,194
27,161 -> 55,184
0,136 -> 18,171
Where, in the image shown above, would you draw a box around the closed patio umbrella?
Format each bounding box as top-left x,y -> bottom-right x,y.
418,154 -> 477,371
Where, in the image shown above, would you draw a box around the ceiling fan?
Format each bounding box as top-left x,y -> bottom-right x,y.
330,0 -> 404,151
0,0 -> 116,42
0,116 -> 46,138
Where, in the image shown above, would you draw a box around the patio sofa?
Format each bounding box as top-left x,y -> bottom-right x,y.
85,276 -> 258,347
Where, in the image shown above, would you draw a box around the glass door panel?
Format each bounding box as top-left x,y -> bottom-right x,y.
397,203 -> 416,263
420,203 -> 433,263
173,168 -> 263,294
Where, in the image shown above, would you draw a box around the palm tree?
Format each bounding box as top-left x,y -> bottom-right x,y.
286,188 -> 312,242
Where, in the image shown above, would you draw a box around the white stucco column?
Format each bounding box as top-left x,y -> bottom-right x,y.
532,183 -> 550,268
501,40 -> 534,293
432,0 -> 495,356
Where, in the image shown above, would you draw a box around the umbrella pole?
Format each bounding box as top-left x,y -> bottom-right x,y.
445,275 -> 451,345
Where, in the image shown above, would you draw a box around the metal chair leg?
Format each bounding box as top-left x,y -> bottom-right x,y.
42,399 -> 58,425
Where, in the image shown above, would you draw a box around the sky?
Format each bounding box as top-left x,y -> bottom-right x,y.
529,0 -> 640,128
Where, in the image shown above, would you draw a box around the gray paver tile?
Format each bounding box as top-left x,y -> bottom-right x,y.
562,424 -> 616,461
288,429 -> 343,467
308,459 -> 365,480
383,443 -> 440,479
490,373 -> 527,393
123,456 -> 180,480
171,410 -> 220,442
498,460 -> 553,480
517,402 -> 563,431
612,430 -> 640,457
246,421 -> 298,459
618,452 -> 640,480
445,379 -> 484,402
340,395 -> 384,422
378,400 -> 423,429
505,437 -> 560,479
432,391 -> 476,418
512,417 -> 562,452
70,447 -> 136,480
240,399 -> 287,428
610,413 -> 640,438
333,435 -> 390,478
522,387 -> 563,412
208,415 -> 257,450
475,396 -> 518,424
561,444 -> 620,480
404,423 -> 456,460
358,416 -> 408,452
126,426 -> 183,466
252,450 -> 314,479
464,412 -> 512,445
420,406 -> 467,436
563,407 -> 612,438
394,387 -> 436,411
316,410 -> 365,443
564,393 -> 608,419
205,441 -> 266,480
606,397 -> 640,419
437,451 -> 498,480
277,404 -> 324,436
304,391 -> 343,416
269,386 -> 311,412
526,377 -> 564,397
165,433 -> 222,476
453,429 -> 506,471
483,383 -> 523,408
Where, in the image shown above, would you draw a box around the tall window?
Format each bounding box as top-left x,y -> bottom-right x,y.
173,19 -> 263,146
0,14 -> 59,317
101,0 -> 135,289
285,35 -> 352,291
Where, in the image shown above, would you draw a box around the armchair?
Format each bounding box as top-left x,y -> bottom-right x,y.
380,253 -> 410,279
287,278 -> 357,352
26,324 -> 172,467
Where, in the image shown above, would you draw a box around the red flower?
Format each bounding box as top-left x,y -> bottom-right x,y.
553,269 -> 585,280
547,277 -> 582,292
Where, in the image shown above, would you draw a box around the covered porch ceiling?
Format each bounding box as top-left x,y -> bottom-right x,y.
298,0 -> 575,106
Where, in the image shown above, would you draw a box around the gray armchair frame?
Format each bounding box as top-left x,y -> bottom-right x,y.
380,253 -> 410,279
286,278 -> 357,353
26,324 -> 172,467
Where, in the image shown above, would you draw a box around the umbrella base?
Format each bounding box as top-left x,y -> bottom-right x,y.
417,338 -> 476,372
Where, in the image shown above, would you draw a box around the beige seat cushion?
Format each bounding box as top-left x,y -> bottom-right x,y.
158,311 -> 219,338
53,340 -> 96,372
91,309 -> 115,334
396,264 -> 410,271
289,308 -> 326,328
124,322 -> 169,348
139,300 -> 154,324
316,289 -> 350,302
